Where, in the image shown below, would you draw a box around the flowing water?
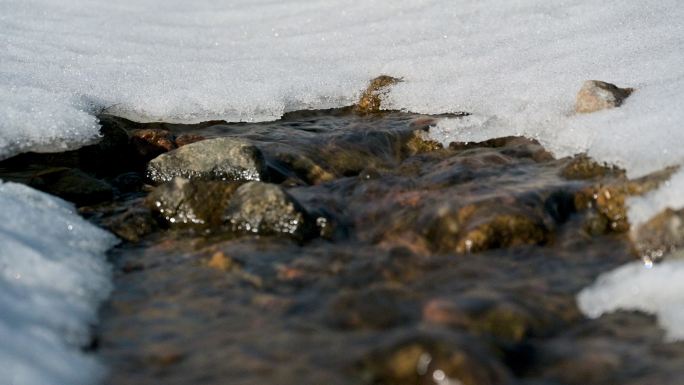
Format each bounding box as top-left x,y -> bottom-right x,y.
1,108 -> 682,385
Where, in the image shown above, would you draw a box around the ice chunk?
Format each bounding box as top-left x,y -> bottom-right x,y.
577,254 -> 684,341
0,181 -> 117,385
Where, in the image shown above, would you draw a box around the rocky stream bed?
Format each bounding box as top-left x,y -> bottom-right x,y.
1,104 -> 683,385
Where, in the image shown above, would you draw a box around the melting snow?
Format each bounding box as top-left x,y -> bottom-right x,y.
0,181 -> 117,385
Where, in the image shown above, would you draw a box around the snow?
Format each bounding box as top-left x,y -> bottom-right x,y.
577,254 -> 684,342
0,0 -> 683,373
0,181 -> 117,385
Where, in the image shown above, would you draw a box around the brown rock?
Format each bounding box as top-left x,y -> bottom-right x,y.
422,294 -> 542,343
402,130 -> 443,156
360,332 -> 511,385
174,133 -> 205,147
575,80 -> 634,113
633,208 -> 684,263
356,75 -> 402,113
101,207 -> 157,242
574,185 -> 630,233
326,285 -> 415,330
454,208 -> 549,253
560,154 -> 623,180
130,129 -> 176,159
205,251 -> 239,271
145,177 -> 242,226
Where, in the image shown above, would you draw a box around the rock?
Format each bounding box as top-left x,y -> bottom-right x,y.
101,207 -> 157,242
222,181 -> 314,240
146,137 -> 266,183
145,177 -> 241,226
453,206 -> 550,253
574,185 -> 630,233
356,75 -> 402,113
28,167 -> 113,206
273,151 -> 335,185
575,80 -> 634,113
560,154 -> 623,180
326,285 -> 416,330
359,332 -> 511,385
633,208 -> 684,263
402,129 -> 443,156
422,293 -> 542,343
130,129 -> 177,160
205,251 -> 240,272
174,133 -> 204,147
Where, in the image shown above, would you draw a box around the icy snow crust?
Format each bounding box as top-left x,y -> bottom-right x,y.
0,181 -> 117,385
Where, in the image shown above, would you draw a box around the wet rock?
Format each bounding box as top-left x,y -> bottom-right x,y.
560,155 -> 623,180
356,75 -> 402,113
633,207 -> 684,262
110,172 -> 145,193
534,338 -> 624,385
28,167 -> 113,206
146,137 -> 266,183
130,129 -> 177,159
174,133 -> 205,147
273,151 -> 335,185
205,251 -> 240,272
146,177 -> 241,226
422,293 -> 542,343
222,181 -> 314,240
101,207 -> 157,242
130,129 -> 206,161
575,80 -> 634,113
326,285 -> 416,330
452,204 -> 549,253
402,129 -> 443,156
574,186 -> 629,233
359,332 -> 511,385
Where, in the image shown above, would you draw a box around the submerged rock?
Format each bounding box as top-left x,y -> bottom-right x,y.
426,201 -> 551,254
146,177 -> 241,226
575,80 -> 634,113
222,181 -> 314,240
359,332 -> 511,385
423,292 -> 543,343
326,285 -> 416,330
356,75 -> 402,113
146,137 -> 267,183
101,207 -> 157,242
28,167 -> 113,206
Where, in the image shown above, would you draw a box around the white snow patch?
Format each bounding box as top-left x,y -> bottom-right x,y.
577,255 -> 684,341
0,181 -> 117,385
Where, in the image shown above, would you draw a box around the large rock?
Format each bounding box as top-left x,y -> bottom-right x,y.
146,137 -> 267,183
222,181 -> 314,240
146,177 -> 241,226
575,80 -> 634,113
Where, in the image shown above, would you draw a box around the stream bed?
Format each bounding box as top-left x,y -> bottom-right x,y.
1,108 -> 682,385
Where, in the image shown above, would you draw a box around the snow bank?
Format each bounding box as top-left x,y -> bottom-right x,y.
1,0 -> 682,167
0,181 -> 117,385
577,254 -> 684,341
